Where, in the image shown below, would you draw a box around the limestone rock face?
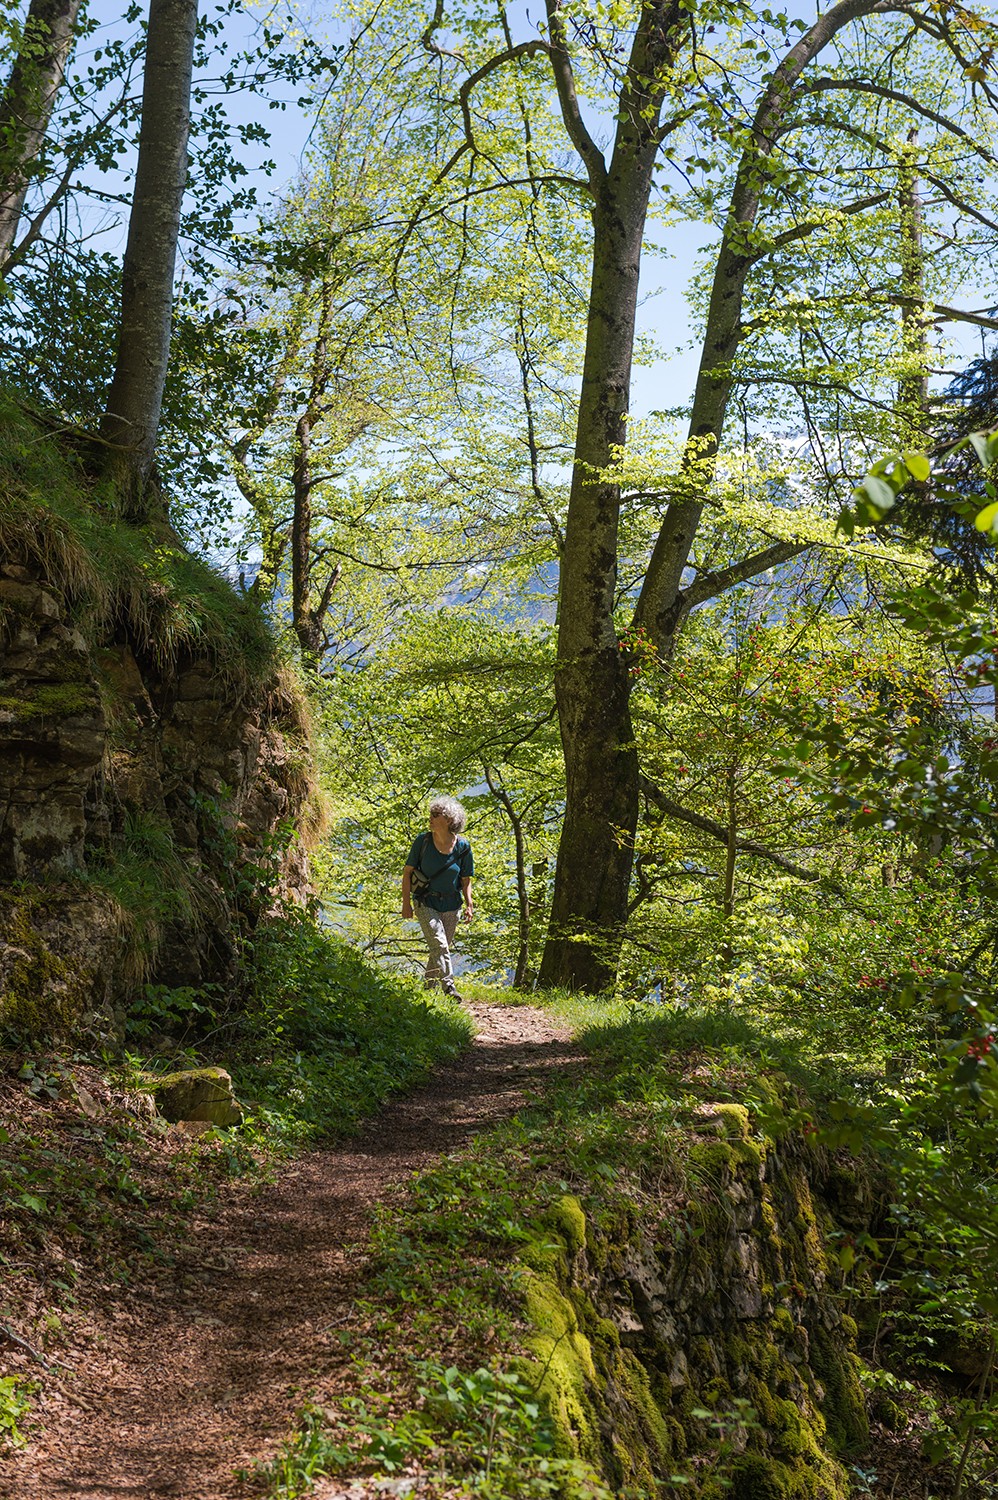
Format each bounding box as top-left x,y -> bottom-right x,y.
0,886 -> 120,1038
0,558 -> 314,1041
147,1067 -> 243,1126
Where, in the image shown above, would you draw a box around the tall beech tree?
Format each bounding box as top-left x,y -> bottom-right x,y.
100,0 -> 198,517
0,0 -> 81,270
416,0 -> 998,990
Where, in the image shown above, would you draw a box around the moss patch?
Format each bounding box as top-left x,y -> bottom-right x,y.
0,888 -> 111,1042
514,1102 -> 864,1499
0,398 -> 277,684
0,681 -> 98,720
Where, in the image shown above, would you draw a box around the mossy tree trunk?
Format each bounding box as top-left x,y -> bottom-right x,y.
0,0 -> 81,272
99,0 -> 198,522
897,128 -> 930,443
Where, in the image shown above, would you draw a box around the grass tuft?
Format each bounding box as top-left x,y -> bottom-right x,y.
0,398 -> 276,687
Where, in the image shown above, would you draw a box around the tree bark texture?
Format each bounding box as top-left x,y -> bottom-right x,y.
484,770 -> 533,988
0,0 -> 80,269
897,130 -> 929,440
100,0 -> 197,518
290,282 -> 343,665
538,0 -> 683,991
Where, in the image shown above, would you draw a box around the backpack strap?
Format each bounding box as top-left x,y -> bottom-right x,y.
416,833 -> 465,883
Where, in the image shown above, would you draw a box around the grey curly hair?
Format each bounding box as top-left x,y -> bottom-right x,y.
429,796 -> 467,834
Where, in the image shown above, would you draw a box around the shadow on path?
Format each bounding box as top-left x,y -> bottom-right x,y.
4,1004 -> 582,1500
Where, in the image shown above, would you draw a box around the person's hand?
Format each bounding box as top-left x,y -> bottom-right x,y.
402,901 -> 413,920
462,904 -> 473,924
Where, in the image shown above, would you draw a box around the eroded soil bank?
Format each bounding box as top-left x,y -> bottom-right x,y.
3,1004 -> 580,1500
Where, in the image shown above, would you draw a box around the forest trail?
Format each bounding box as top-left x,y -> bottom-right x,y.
3,1004 -> 580,1500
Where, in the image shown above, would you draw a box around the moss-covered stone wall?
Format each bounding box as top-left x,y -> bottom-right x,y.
520,1110 -> 870,1498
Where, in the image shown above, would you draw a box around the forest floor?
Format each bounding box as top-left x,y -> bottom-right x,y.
2,1002 -> 581,1500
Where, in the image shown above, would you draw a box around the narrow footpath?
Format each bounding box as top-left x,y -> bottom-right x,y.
2,1005 -> 580,1500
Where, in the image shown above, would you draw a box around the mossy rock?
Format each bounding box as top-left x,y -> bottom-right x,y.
521,1264 -> 670,1492
727,1453 -> 808,1500
0,886 -> 113,1041
546,1194 -> 587,1255
145,1066 -> 242,1126
868,1392 -> 908,1431
708,1102 -> 751,1139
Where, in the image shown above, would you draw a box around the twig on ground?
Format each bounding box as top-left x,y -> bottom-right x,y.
1,1320 -> 72,1371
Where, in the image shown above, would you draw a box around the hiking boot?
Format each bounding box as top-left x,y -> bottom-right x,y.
442,984 -> 465,1002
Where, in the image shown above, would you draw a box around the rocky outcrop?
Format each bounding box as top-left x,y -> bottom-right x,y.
0,553 -> 316,1043
0,567 -> 104,880
523,1108 -> 870,1498
145,1067 -> 243,1126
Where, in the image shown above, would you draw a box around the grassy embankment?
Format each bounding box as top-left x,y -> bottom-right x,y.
252,983 -> 983,1500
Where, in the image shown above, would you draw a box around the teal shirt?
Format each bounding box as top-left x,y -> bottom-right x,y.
407,833 -> 474,912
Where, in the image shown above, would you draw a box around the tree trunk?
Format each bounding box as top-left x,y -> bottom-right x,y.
720,763 -> 738,967
898,129 -> 929,442
290,285 -> 339,666
0,0 -> 80,269
484,770 -> 533,988
291,409 -> 319,658
540,0 -> 882,992
722,765 -> 738,922
537,165 -> 658,991
100,0 -> 198,519
537,0 -> 684,991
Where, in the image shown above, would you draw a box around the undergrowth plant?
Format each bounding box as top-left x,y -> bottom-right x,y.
0,1376 -> 33,1450
233,902 -> 473,1142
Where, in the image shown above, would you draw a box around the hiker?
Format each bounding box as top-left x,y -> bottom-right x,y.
402,796 -> 474,1000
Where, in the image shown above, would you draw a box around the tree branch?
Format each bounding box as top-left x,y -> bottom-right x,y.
1,94 -> 131,278
752,191 -> 892,262
677,540 -> 811,614
922,171 -> 998,235
420,0 -> 469,63
739,295 -> 998,338
639,776 -> 838,888
455,42 -> 549,156
886,297 -> 998,331
802,78 -> 998,164
543,0 -> 608,188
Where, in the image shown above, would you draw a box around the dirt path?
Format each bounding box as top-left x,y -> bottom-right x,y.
3,1005 -> 580,1500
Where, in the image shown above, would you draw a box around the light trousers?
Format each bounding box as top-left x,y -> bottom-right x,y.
415,903 -> 460,989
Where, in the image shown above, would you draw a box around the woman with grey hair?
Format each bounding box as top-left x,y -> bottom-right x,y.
401,797 -> 474,1000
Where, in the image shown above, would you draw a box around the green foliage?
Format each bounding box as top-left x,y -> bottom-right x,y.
233,904 -> 473,1142
123,983 -> 218,1047
842,434 -> 998,540
84,812 -> 214,986
315,613 -> 562,985
271,1364 -> 571,1495
251,1370 -> 611,1500
0,1376 -> 33,1450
